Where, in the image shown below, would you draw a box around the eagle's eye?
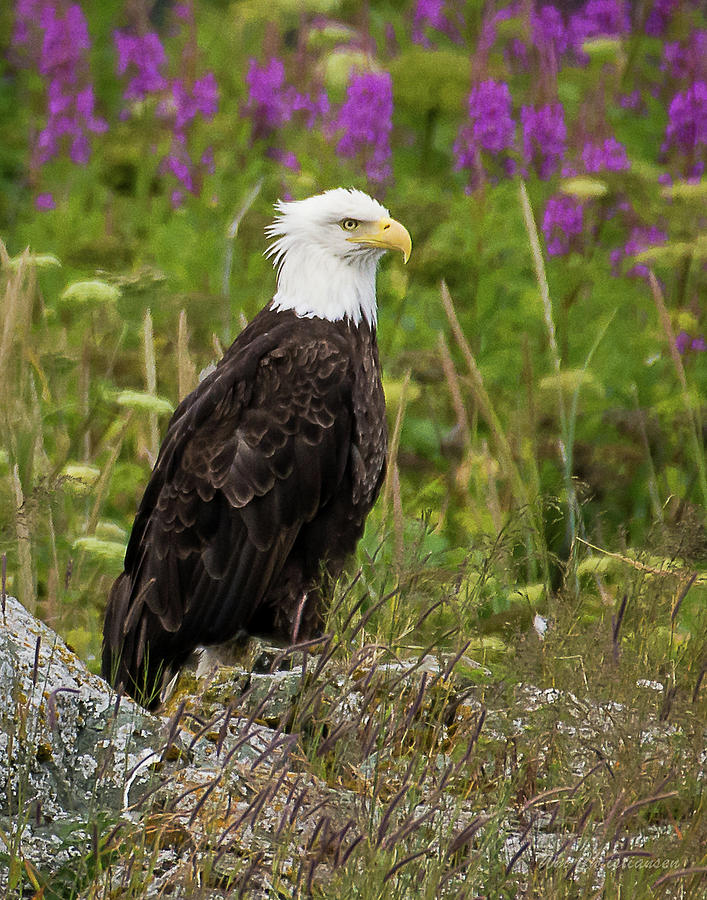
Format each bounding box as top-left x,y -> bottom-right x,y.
340,218 -> 360,231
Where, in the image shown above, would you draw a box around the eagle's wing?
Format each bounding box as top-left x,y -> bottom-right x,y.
102,318 -> 355,704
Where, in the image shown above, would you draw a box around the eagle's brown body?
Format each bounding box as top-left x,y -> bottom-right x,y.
102,304 -> 387,707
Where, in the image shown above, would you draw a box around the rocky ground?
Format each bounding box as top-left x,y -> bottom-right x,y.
1,595 -> 704,898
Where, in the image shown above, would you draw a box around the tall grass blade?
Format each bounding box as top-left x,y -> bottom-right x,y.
440,279 -> 548,583
177,309 -> 197,401
519,180 -> 580,555
648,270 -> 707,512
143,309 -> 159,465
12,463 -> 35,613
222,177 -> 264,343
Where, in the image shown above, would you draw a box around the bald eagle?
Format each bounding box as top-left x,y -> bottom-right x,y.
102,188 -> 412,708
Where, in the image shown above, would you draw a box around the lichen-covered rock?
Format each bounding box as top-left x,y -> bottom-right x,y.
0,596 -> 297,897
0,595 -> 168,888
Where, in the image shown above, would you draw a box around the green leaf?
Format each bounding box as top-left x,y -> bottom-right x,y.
73,537 -> 126,563
539,369 -> 603,398
634,241 -> 693,266
60,279 -> 121,306
582,37 -> 624,63
62,464 -> 101,493
95,520 -> 128,542
322,51 -> 374,94
561,177 -> 608,199
6,252 -> 62,271
382,376 -> 422,407
390,47 -> 470,115
662,178 -> 707,201
113,390 -> 174,415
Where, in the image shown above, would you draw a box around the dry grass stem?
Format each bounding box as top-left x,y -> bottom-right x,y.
143,309 -> 159,464
177,309 -> 197,401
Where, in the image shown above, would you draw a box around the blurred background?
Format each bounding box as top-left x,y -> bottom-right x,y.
0,0 -> 705,665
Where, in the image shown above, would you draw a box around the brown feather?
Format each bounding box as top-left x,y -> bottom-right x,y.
101,306 -> 387,709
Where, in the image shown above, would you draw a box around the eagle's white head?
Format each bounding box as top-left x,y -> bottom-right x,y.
265,188 -> 411,328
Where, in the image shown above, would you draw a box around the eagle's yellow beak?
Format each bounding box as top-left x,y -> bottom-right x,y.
347,217 -> 412,264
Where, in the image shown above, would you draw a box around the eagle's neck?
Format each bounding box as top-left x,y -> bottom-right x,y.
271,243 -> 380,328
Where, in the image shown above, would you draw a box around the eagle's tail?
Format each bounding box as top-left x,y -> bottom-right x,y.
101,573 -> 169,711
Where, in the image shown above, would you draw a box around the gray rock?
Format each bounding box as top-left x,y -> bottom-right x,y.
0,595 -> 296,897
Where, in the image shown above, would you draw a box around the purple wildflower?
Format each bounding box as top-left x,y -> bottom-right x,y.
171,72 -> 219,132
454,80 -> 516,189
570,0 -> 630,51
35,192 -> 55,211
531,5 -> 568,58
114,31 -> 168,101
200,146 -> 215,174
331,70 -> 393,182
245,58 -> 297,133
614,225 -> 668,278
412,0 -> 464,47
582,136 -> 630,172
645,0 -> 679,37
164,146 -> 194,193
507,39 -> 530,72
39,3 -> 90,77
22,4 -> 107,170
662,31 -> 707,81
468,80 -> 515,154
12,0 -> 43,46
542,194 -> 584,256
663,81 -> 707,154
619,91 -> 641,110
267,148 -> 300,172
292,90 -> 329,128
478,4 -> 518,54
672,330 -> 707,354
521,103 -> 566,179
675,331 -> 691,354
174,3 -> 192,21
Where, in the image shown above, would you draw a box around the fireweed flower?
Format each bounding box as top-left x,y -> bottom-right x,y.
331,70 -> 393,182
542,194 -> 584,256
245,58 -> 294,133
478,4 -> 518,54
674,331 -> 707,355
454,80 -> 516,189
531,5 -> 568,60
467,80 -> 515,154
113,16 -> 219,206
521,103 -> 566,179
245,57 -> 328,142
19,2 -> 107,187
581,136 -> 630,172
645,0 -> 679,36
664,81 -> 707,155
35,192 -> 56,210
114,31 -> 168,102
412,0 -> 464,47
569,0 -> 630,55
161,75 -> 219,202
662,31 -> 707,81
675,331 -> 691,354
171,72 -> 219,132
611,225 -> 667,277
267,148 -> 300,172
